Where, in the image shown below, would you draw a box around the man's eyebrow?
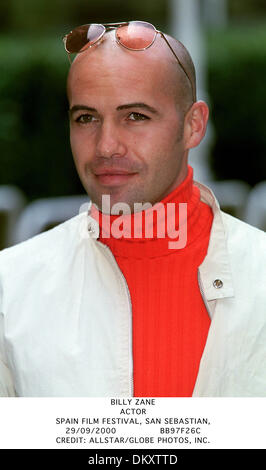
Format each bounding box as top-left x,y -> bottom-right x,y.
69,105 -> 97,116
116,103 -> 159,114
68,103 -> 159,116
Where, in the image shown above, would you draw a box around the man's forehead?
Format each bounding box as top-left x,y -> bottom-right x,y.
67,60 -> 178,112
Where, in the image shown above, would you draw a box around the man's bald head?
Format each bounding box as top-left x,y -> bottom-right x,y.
162,33 -> 196,108
66,29 -> 196,116
67,26 -> 209,212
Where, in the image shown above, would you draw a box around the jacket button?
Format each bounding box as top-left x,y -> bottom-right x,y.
213,279 -> 223,289
87,219 -> 99,238
88,223 -> 95,235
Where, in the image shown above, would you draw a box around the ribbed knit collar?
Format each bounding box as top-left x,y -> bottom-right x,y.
90,165 -> 213,258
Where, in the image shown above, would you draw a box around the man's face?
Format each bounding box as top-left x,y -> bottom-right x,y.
68,38 -> 189,212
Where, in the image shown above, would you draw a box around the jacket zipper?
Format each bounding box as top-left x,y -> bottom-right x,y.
97,241 -> 134,396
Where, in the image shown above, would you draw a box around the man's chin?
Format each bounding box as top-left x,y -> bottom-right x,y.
92,193 -> 146,215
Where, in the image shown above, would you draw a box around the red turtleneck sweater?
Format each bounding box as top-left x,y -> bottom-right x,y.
91,166 -> 213,396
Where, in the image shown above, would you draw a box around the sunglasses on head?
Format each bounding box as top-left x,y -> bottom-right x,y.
63,20 -> 196,102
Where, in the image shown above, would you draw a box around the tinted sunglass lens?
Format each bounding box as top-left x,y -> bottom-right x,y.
66,24 -> 105,53
116,21 -> 156,50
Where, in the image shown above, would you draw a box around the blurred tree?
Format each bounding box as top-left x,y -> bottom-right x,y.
229,0 -> 266,20
207,25 -> 266,184
2,0 -> 266,37
6,0 -> 167,36
0,0 -> 12,33
8,0 -> 72,35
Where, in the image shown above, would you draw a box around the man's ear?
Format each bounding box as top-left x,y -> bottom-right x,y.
183,101 -> 209,150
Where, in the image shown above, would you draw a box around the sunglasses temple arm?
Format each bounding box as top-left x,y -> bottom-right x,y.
159,33 -> 195,101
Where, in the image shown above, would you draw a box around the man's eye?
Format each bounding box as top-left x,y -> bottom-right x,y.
75,114 -> 96,124
127,112 -> 150,121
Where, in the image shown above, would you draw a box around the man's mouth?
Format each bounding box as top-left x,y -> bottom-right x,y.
94,169 -> 138,186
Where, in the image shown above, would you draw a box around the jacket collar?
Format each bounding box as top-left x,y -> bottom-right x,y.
194,180 -> 235,301
85,178 -> 235,302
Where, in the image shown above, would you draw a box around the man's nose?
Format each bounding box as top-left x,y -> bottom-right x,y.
95,121 -> 127,158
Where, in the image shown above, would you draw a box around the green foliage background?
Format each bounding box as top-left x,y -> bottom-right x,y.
0,38 -> 81,200
207,24 -> 266,185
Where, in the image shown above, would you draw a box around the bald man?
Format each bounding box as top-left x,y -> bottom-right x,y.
0,22 -> 265,397
67,28 -> 204,213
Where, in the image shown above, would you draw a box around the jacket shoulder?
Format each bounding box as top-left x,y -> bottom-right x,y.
221,211 -> 266,263
221,210 -> 266,239
0,213 -> 85,271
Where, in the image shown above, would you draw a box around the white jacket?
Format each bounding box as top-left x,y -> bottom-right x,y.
0,181 -> 265,397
